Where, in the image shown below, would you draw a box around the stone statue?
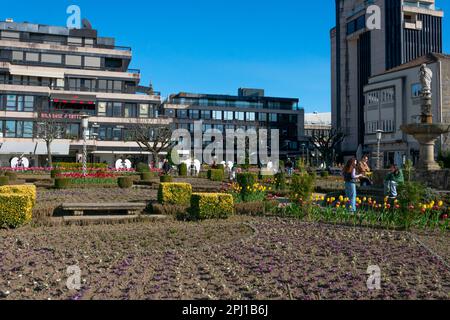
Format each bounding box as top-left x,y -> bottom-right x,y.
419,64 -> 433,94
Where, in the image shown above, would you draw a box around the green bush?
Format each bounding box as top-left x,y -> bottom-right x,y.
141,172 -> 156,181
51,169 -> 61,179
118,177 -> 133,189
4,171 -> 17,182
217,164 -> 225,171
160,175 -> 173,183
0,176 -> 9,186
237,172 -> 257,194
55,162 -> 108,170
136,162 -> 150,173
398,181 -> 426,209
208,169 -> 224,181
0,193 -> 34,228
290,173 -> 316,202
158,183 -> 192,206
54,178 -> 70,189
190,193 -> 234,220
275,172 -> 287,190
179,163 -> 188,177
320,171 -> 329,178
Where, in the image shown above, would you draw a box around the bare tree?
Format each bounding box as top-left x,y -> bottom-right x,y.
35,113 -> 67,168
128,120 -> 174,164
308,129 -> 346,168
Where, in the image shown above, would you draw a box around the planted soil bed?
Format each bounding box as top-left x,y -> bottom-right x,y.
0,217 -> 448,300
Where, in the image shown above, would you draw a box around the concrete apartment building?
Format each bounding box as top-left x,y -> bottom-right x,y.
331,0 -> 443,159
0,19 -> 169,167
163,89 -> 304,160
363,53 -> 450,167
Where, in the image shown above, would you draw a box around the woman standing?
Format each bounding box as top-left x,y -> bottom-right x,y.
343,158 -> 364,212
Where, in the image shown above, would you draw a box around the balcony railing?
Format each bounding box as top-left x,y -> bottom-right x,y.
0,37 -> 132,51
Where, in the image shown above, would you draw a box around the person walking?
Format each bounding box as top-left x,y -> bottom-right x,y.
285,158 -> 293,176
162,159 -> 171,175
385,164 -> 404,199
342,158 -> 364,212
357,155 -> 373,187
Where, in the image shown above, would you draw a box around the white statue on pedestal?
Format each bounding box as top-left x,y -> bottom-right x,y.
419,64 -> 433,94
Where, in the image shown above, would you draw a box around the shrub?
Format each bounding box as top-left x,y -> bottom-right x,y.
136,162 -> 150,173
55,162 -> 108,170
217,164 -> 225,171
235,201 -> 265,216
0,193 -> 34,228
158,183 -> 192,206
237,172 -> 257,193
320,171 -> 329,178
4,171 -> 17,182
51,169 -> 62,179
290,173 -> 316,202
0,185 -> 37,206
118,177 -> 133,189
398,181 -> 426,209
179,163 -> 188,177
54,178 -> 70,189
190,193 -> 234,220
141,172 -> 156,181
208,169 -> 224,181
275,172 -> 287,190
160,175 -> 173,183
151,203 -> 189,220
0,176 -> 9,186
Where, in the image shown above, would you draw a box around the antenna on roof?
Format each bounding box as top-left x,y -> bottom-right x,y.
82,18 -> 92,29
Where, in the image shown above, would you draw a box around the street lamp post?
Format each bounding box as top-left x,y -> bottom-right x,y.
376,130 -> 383,170
81,114 -> 90,177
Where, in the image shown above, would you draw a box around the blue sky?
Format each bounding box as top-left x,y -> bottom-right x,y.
3,0 -> 450,113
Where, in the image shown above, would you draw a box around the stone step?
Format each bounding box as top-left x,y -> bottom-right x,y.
48,214 -> 170,226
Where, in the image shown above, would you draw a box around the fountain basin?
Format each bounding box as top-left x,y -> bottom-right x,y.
400,123 -> 450,136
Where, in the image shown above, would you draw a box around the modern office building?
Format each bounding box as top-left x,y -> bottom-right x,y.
0,19 -> 169,167
163,89 -> 303,161
331,0 -> 444,158
363,52 -> 450,167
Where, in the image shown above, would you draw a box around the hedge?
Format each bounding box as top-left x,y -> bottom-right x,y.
51,169 -> 62,178
4,171 -> 17,181
0,193 -> 34,228
54,162 -> 108,169
190,193 -> 234,220
0,176 -> 9,186
0,185 -> 37,206
208,169 -> 224,181
179,163 -> 188,177
118,177 -> 133,189
136,162 -> 150,173
141,172 -> 157,181
160,175 -> 173,183
54,178 -> 70,189
158,183 -> 192,206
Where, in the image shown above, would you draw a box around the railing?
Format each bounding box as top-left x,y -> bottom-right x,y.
0,37 -> 132,51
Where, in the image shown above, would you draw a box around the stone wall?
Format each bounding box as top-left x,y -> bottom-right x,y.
372,169 -> 450,190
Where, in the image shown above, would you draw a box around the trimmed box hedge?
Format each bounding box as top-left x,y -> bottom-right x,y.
158,183 -> 192,206
208,169 -> 224,181
4,171 -> 17,181
160,175 -> 173,183
118,177 -> 133,189
179,163 -> 188,176
141,172 -> 156,181
51,169 -> 62,178
0,185 -> 37,206
190,193 -> 234,220
0,176 -> 9,186
54,178 -> 70,189
0,193 -> 34,228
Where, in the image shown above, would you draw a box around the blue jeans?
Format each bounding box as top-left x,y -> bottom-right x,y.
345,182 -> 357,212
385,181 -> 398,198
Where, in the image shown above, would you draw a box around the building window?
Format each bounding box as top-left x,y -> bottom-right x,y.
201,110 -> 211,120
66,55 -> 82,66
269,113 -> 278,122
190,110 -> 200,119
124,103 -> 137,118
235,112 -> 245,121
23,121 -> 33,138
258,113 -> 267,122
6,95 -> 16,111
12,51 -> 23,61
224,111 -> 234,121
178,110 -> 188,119
24,96 -> 34,112
139,104 -> 149,118
25,52 -> 39,62
246,112 -> 256,121
412,83 -> 422,98
113,102 -> 123,117
381,88 -> 395,103
5,121 -> 16,137
41,54 -> 62,64
68,37 -> 83,45
212,110 -> 222,120
367,91 -> 379,105
84,56 -> 101,68
98,102 -> 107,116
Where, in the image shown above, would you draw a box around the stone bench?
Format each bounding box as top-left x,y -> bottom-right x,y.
60,202 -> 147,216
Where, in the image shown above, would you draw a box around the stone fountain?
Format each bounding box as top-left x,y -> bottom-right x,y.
401,64 -> 450,171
